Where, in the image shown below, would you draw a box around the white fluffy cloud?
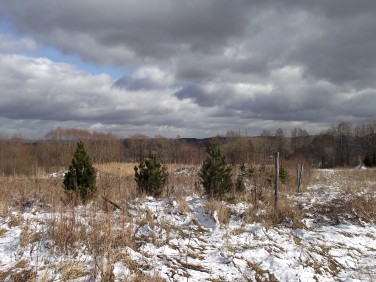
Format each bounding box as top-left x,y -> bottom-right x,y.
0,54 -> 210,137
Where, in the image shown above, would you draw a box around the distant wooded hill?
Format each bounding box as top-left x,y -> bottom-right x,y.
1,118 -> 376,175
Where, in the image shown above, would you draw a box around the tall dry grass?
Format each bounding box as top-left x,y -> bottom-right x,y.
0,175 -> 63,215
308,168 -> 376,223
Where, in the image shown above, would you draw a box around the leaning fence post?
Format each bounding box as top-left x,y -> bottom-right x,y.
297,163 -> 303,193
300,164 -> 304,190
296,164 -> 299,192
274,152 -> 279,208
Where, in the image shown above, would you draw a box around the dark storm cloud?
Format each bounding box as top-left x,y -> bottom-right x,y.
0,0 -> 376,137
343,89 -> 376,118
289,12 -> 376,86
0,0 -> 250,62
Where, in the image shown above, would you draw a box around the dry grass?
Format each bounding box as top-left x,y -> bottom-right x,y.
95,162 -> 191,177
130,272 -> 167,282
176,196 -> 192,214
20,224 -> 40,248
246,261 -> 279,282
7,213 -> 23,228
59,260 -> 90,281
0,227 -> 6,237
0,175 -> 63,215
308,168 -> 376,224
246,192 -> 303,228
0,259 -> 35,282
96,173 -> 137,207
95,162 -> 138,177
205,199 -> 232,226
48,203 -> 136,258
37,267 -> 54,282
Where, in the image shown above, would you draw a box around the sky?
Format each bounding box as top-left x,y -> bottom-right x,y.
0,0 -> 375,139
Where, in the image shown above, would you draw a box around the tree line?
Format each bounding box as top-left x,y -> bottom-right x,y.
1,119 -> 376,175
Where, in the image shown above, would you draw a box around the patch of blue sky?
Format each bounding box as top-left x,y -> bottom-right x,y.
25,44 -> 128,80
0,19 -> 135,81
0,20 -> 130,80
0,19 -> 13,33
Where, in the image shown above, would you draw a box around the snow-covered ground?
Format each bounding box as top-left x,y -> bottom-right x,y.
0,169 -> 375,281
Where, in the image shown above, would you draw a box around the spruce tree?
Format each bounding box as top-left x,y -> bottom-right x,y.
199,143 -> 233,199
63,141 -> 97,203
134,152 -> 168,197
279,166 -> 290,184
235,164 -> 246,193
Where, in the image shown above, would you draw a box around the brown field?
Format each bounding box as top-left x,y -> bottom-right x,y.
94,162 -> 194,177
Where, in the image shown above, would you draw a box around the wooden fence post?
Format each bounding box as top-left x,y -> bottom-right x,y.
297,163 -> 303,193
274,152 -> 279,209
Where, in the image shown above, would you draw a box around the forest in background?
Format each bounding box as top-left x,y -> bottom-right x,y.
1,118 -> 376,176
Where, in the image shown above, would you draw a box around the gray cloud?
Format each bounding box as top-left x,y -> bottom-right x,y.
0,0 -> 250,63
0,55 -> 205,135
115,66 -> 175,90
0,33 -> 37,53
0,0 -> 376,137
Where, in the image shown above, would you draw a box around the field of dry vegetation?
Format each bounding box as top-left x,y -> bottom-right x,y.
0,163 -> 375,281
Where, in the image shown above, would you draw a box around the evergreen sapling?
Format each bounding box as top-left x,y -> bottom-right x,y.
63,141 -> 97,204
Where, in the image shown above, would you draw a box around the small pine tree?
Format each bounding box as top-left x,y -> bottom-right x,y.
199,143 -> 233,199
279,166 -> 290,184
235,175 -> 246,193
235,164 -> 246,193
134,152 -> 168,197
63,141 -> 97,204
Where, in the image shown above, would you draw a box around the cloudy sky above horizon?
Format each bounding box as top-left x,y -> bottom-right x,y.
0,0 -> 375,138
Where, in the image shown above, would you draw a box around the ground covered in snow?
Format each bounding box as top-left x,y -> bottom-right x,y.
0,169 -> 375,281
